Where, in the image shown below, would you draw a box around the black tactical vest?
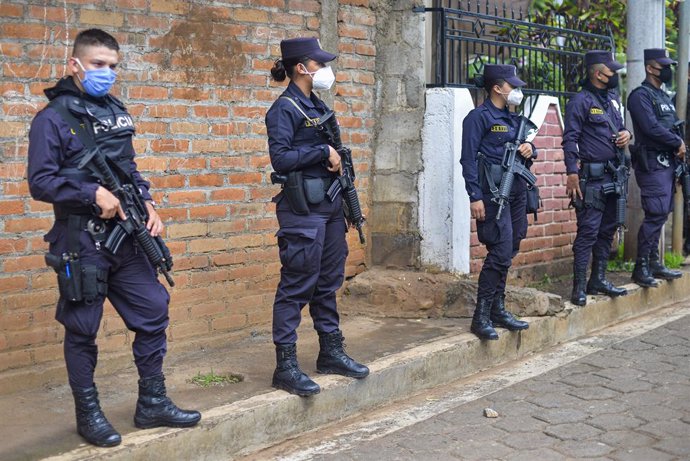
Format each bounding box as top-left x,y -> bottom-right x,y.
49,94 -> 136,181
637,85 -> 679,130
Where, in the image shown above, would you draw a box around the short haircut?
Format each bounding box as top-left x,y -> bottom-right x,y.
72,29 -> 119,57
587,63 -> 606,79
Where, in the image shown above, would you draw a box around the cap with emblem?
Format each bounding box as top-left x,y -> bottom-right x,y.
483,64 -> 526,87
584,50 -> 624,71
280,37 -> 336,63
643,48 -> 677,66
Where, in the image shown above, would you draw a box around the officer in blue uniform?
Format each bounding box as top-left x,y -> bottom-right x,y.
27,29 -> 200,447
562,50 -> 630,305
461,64 -> 532,340
265,37 -> 369,396
628,48 -> 686,286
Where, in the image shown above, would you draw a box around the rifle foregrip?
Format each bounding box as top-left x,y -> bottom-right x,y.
616,197 -> 626,227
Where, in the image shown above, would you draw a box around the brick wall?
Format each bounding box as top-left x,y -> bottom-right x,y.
0,0 -> 375,373
469,105 -> 575,273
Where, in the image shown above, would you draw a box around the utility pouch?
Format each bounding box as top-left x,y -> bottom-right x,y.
630,144 -> 648,172
46,252 -> 83,303
584,186 -> 607,212
81,265 -> 109,304
284,170 -> 310,215
526,184 -> 541,218
582,162 -> 606,179
303,178 -> 326,205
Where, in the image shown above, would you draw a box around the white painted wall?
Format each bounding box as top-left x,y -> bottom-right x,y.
419,90 -> 564,274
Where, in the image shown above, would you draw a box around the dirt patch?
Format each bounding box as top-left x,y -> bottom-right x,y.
158,5 -> 249,86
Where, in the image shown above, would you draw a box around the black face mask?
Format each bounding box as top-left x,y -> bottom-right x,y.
604,73 -> 619,89
658,66 -> 673,84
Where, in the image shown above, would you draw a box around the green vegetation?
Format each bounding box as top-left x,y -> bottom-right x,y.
664,251 -> 684,269
189,370 -> 243,387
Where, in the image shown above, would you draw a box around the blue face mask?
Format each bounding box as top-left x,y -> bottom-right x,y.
74,58 -> 117,97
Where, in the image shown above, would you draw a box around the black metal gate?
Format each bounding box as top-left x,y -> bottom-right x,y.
414,1 -> 615,106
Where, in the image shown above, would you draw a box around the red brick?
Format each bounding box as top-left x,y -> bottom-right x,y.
4,217 -> 52,233
171,88 -> 210,100
169,157 -> 206,170
151,139 -> 189,153
129,86 -> 169,99
167,190 -> 207,204
189,206 -> 228,219
189,174 -> 224,187
0,3 -> 24,17
149,174 -> 185,189
148,105 -> 189,118
0,350 -> 33,372
228,172 -> 263,185
192,105 -> 229,118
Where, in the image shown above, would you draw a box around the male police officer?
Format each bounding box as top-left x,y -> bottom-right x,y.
628,48 -> 687,286
563,51 -> 630,306
27,29 -> 200,447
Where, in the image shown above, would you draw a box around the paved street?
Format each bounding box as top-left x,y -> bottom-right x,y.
253,313 -> 690,461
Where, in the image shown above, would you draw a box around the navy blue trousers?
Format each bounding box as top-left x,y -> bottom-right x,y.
636,165 -> 675,257
476,178 -> 528,301
45,220 -> 170,390
272,193 -> 348,344
572,176 -> 619,270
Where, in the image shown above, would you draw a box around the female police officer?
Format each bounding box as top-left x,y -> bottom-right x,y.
265,37 -> 369,396
460,64 -> 533,340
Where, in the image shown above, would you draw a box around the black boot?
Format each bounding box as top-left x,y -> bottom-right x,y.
632,256 -> 659,288
272,344 -> 321,396
571,267 -> 587,306
471,298 -> 498,340
72,386 -> 121,447
586,259 -> 627,297
490,293 -> 528,331
649,250 -> 682,280
316,330 -> 369,378
134,374 -> 201,429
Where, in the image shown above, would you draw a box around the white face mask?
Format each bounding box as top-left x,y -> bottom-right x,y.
303,65 -> 336,90
504,88 -> 524,106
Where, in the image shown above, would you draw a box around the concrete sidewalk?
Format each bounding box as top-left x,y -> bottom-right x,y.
2,273 -> 690,461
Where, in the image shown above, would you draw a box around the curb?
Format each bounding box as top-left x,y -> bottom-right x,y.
43,275 -> 690,460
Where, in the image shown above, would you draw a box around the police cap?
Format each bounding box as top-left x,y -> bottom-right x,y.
280,37 -> 336,63
484,64 -> 526,87
584,50 -> 624,71
643,48 -> 677,66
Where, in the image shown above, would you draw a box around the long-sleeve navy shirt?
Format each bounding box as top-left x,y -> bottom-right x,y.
460,98 -> 536,202
562,84 -> 627,175
28,78 -> 151,208
265,81 -> 332,178
628,81 -> 683,152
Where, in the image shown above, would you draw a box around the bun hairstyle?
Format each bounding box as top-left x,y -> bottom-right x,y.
270,56 -> 310,82
271,59 -> 288,82
473,74 -> 505,93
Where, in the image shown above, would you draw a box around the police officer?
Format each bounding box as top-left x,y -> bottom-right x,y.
562,51 -> 630,306
27,29 -> 200,447
265,37 -> 369,396
628,48 -> 686,286
460,64 -> 532,340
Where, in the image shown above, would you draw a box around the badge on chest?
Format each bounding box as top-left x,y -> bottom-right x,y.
491,124 -> 508,133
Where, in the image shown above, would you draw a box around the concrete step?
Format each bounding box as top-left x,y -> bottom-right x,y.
25,273 -> 690,461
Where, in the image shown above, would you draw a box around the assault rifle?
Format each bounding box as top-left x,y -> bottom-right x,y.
672,120 -> 690,213
78,149 -> 175,287
602,157 -> 630,243
495,116 -> 539,220
318,112 -> 366,244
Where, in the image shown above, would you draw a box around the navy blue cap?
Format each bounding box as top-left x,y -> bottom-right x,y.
484,64 -> 526,87
584,50 -> 624,71
644,48 -> 677,66
280,37 -> 336,63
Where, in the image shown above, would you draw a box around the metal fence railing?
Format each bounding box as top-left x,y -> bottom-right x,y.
414,1 -> 615,109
